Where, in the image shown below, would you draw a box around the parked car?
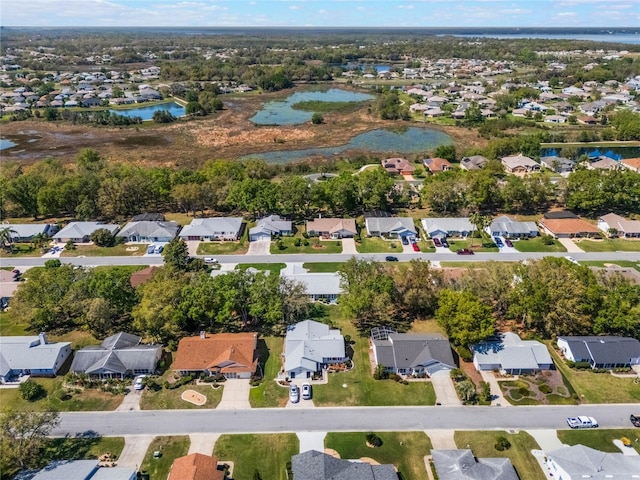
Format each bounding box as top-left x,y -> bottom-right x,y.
401,237 -> 409,245
630,414 -> 640,427
505,239 -> 513,247
566,416 -> 598,429
433,237 -> 442,247
204,257 -> 218,264
134,376 -> 145,391
441,239 -> 449,248
493,237 -> 503,247
412,243 -> 420,252
289,384 -> 300,403
385,256 -> 399,262
302,383 -> 312,400
154,245 -> 164,254
147,245 -> 156,254
565,256 -> 580,265
457,248 -> 474,255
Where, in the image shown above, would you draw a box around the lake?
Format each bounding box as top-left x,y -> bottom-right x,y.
109,101 -> 186,121
541,146 -> 640,160
0,138 -> 17,151
241,127 -> 452,164
452,33 -> 640,45
250,89 -> 375,125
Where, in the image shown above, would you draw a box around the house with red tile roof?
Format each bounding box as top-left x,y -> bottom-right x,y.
423,157 -> 452,173
168,453 -> 224,480
621,157 -> 640,173
381,157 -> 416,175
539,217 -> 599,239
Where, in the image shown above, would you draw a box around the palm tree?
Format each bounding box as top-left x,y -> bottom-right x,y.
31,233 -> 50,253
469,213 -> 492,247
0,226 -> 17,252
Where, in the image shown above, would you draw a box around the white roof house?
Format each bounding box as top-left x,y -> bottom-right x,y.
487,215 -> 539,238
249,215 -> 292,241
178,217 -> 243,241
365,217 -> 416,239
472,332 -> 554,375
597,213 -> 640,239
2,223 -> 58,241
432,450 -> 519,480
501,155 -> 541,174
0,333 -> 71,383
547,444 -> 640,480
283,267 -> 343,303
53,222 -> 119,243
27,459 -> 136,480
116,221 -> 179,243
421,218 -> 474,238
284,320 -> 347,379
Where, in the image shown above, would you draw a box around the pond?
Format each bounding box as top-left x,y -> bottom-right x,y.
541,146 -> 640,160
241,127 -> 452,164
108,101 -> 186,121
250,88 -> 375,125
0,138 -> 17,151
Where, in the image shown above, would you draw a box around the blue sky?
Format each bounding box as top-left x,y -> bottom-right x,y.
2,0 -> 638,27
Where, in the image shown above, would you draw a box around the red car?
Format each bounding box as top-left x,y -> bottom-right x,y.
456,248 -> 474,255
412,242 -> 420,252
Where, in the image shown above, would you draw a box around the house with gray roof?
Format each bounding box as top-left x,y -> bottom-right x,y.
0,333 -> 71,383
70,332 -> 161,379
557,336 -> 640,369
178,217 -> 243,241
472,332 -> 554,375
116,220 -> 179,243
540,155 -> 575,174
421,217 -> 474,239
372,331 -> 456,377
249,215 -> 292,242
23,459 -> 136,480
547,444 -> 640,480
460,155 -> 489,171
3,223 -> 58,242
282,265 -> 343,303
365,217 -> 417,239
284,320 -> 347,379
53,222 -> 119,244
501,155 -> 540,174
292,450 -> 398,480
597,213 -> 640,239
432,450 -> 518,480
487,215 -> 539,238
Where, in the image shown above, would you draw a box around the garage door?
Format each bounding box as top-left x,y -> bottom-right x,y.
250,232 -> 270,242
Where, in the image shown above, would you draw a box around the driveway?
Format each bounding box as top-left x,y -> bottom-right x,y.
189,434 -> 220,455
527,430 -> 565,451
116,387 -> 142,412
341,238 -> 357,255
402,241 -> 415,253
425,430 -> 456,449
247,238 -> 271,255
297,432 -> 326,453
186,240 -> 200,257
117,435 -> 154,468
479,370 -> 510,406
430,372 -> 461,406
558,238 -> 584,253
217,379 -> 251,410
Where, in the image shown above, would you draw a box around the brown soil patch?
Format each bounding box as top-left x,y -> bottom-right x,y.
324,448 -> 341,458
181,389 -> 207,406
359,457 -> 381,465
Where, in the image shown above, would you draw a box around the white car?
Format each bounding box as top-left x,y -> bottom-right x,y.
204,257 -> 218,264
564,256 -> 580,265
567,416 -> 598,429
134,376 -> 146,391
301,383 -> 312,400
289,384 -> 300,403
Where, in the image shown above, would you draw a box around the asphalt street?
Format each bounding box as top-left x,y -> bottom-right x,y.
6,251 -> 640,268
55,404 -> 639,437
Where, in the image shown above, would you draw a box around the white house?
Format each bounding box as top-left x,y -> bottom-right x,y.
365,217 -> 416,239
421,217 -> 474,239
487,215 -> 539,238
472,332 -> 554,375
116,220 -> 180,243
284,320 -> 347,379
2,223 -> 58,242
0,333 -> 71,383
249,215 -> 292,242
282,267 -> 343,303
547,444 -> 640,480
557,336 -> 640,369
178,217 -> 243,241
597,213 -> 640,239
53,222 -> 120,244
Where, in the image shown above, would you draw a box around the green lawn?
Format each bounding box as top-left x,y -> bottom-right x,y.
140,380 -> 223,410
356,236 -> 402,253
61,243 -> 148,257
447,238 -> 499,253
454,431 -> 543,480
312,306 -> 437,407
249,337 -> 290,408
271,236 -> 343,254
581,260 -> 640,272
0,243 -> 42,257
417,239 -> 436,253
140,436 -> 190,480
214,434 -> 299,480
548,344 -> 640,404
164,212 -> 196,226
302,262 -> 344,272
196,241 -> 249,255
325,431 -> 432,480
43,436 -> 125,463
0,311 -> 31,336
237,263 -> 286,275
557,429 -> 640,454
513,237 -> 567,253
291,100 -> 364,113
576,239 -> 640,252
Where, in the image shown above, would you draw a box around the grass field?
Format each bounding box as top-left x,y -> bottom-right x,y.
271,236 -> 343,254
581,260 -> 640,272
576,239 -> 640,252
249,337 -> 290,408
0,311 -> 30,336
214,434 -> 299,480
447,238 -> 499,253
302,262 -> 344,272
140,380 -> 223,410
197,241 -> 249,255
557,429 -> 640,454
43,436 -> 125,463
356,236 -> 402,253
325,431 -> 433,480
61,243 -> 148,257
237,263 -> 286,274
454,431 -> 543,480
513,237 -> 567,252
140,436 -> 190,480
164,212 -> 196,226
291,100 -> 364,113
0,243 -> 42,257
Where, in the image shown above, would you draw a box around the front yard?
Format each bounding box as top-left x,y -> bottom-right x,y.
302,262 -> 343,272
237,263 -> 286,275
454,431 -> 543,480
271,235 -> 343,254
0,243 -> 43,257
249,337 -> 290,408
498,371 -> 576,405
196,240 -> 249,255
61,243 -> 148,257
140,436 -> 190,480
214,434 -> 299,480
557,429 -> 640,454
356,236 -> 402,253
512,237 -> 567,252
576,238 -> 640,252
140,374 -> 224,410
446,238 -> 499,253
325,431 -> 432,480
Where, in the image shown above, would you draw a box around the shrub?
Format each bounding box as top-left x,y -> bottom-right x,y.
303,239 -> 309,246
311,113 -> 324,124
19,380 -> 46,402
541,234 -> 555,246
539,384 -> 552,394
293,238 -> 302,247
65,240 -> 76,250
479,381 -> 492,402
366,432 -> 383,447
494,436 -> 511,451
373,365 -> 389,380
388,373 -> 402,382
516,386 -> 531,397
456,346 -> 473,363
90,228 -> 116,247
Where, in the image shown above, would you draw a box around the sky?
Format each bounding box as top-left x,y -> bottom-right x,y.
1,0 -> 638,28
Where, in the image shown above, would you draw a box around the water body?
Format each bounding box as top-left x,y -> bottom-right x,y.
342,64 -> 391,73
0,138 -> 17,151
241,127 -> 452,164
452,34 -> 640,45
250,89 -> 375,125
108,102 -> 186,121
541,146 -> 640,160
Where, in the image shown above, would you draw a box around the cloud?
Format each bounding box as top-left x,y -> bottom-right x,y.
289,4 -> 301,9
556,11 -> 577,17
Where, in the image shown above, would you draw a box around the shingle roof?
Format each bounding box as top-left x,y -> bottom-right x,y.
547,444 -> 640,477
178,217 -> 243,238
0,334 -> 70,374
307,218 -> 357,235
168,453 -> 224,480
472,332 -> 553,371
130,266 -> 159,288
172,333 -> 257,373
540,218 -> 599,235
282,272 -> 343,296
116,221 -> 179,239
599,213 -> 640,235
421,218 -> 474,236
53,222 -> 119,240
3,223 -> 53,240
292,450 -> 398,480
432,450 -> 519,480
489,216 -> 538,236
373,334 -> 456,371
285,320 -> 345,373
558,336 -> 640,365
365,217 -> 416,236
249,215 -> 292,237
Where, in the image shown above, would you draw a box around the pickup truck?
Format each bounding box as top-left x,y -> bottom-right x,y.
567,416 -> 598,429
631,414 -> 640,427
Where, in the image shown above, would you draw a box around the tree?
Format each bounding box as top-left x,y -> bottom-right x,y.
0,226 -> 17,252
90,228 -> 116,247
455,380 -> 477,404
19,380 -> 46,401
434,145 -> 457,162
311,112 -> 324,124
593,272 -> 640,338
436,289 -> 494,346
394,259 -> 444,318
152,109 -> 176,123
162,238 -> 190,272
469,212 -> 491,247
0,410 -> 60,473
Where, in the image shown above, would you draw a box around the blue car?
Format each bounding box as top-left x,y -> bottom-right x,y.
493,237 -> 503,247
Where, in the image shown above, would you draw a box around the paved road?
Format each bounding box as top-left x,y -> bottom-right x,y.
54,404 -> 638,437
8,251 -> 640,268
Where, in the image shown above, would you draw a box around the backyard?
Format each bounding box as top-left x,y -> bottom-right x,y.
576,238 -> 640,252
140,436 -> 190,480
325,431 -> 433,480
249,336 -> 290,408
454,431 -> 543,480
512,237 -> 566,253
214,433 -> 299,480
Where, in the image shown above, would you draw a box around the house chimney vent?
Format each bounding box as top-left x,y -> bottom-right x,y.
200,331 -> 206,339
39,332 -> 48,345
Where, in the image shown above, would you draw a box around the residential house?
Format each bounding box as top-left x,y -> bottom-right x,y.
472,332 -> 554,375
501,155 -> 541,174
53,222 -> 119,244
2,223 -> 58,242
540,155 -> 575,174
547,444 -> 640,480
460,155 -> 488,171
539,215 -> 599,239
249,214 -> 292,242
178,217 -> 243,241
307,218 -> 357,239
371,330 -> 456,376
621,157 -> 640,172
70,332 -> 162,379
81,96 -> 102,107
423,157 -> 452,173
27,460 -> 136,480
544,114 -> 567,124
0,333 -> 71,383
597,213 -> 640,238
587,157 -> 620,171
168,453 -> 224,480
365,217 -> 417,239
172,332 -> 258,379
421,217 -> 474,238
557,336 -> 640,369
431,450 -> 519,480
284,320 -> 347,379
116,220 -> 179,243
487,215 -> 539,238
292,450 -> 398,480
131,213 -> 166,222
381,157 -> 416,175
282,265 -> 342,303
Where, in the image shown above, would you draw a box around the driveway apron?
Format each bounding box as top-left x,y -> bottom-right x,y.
341,238 -> 357,255
558,238 -> 584,253
430,372 -> 461,406
217,379 -> 251,410
117,435 -> 155,468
